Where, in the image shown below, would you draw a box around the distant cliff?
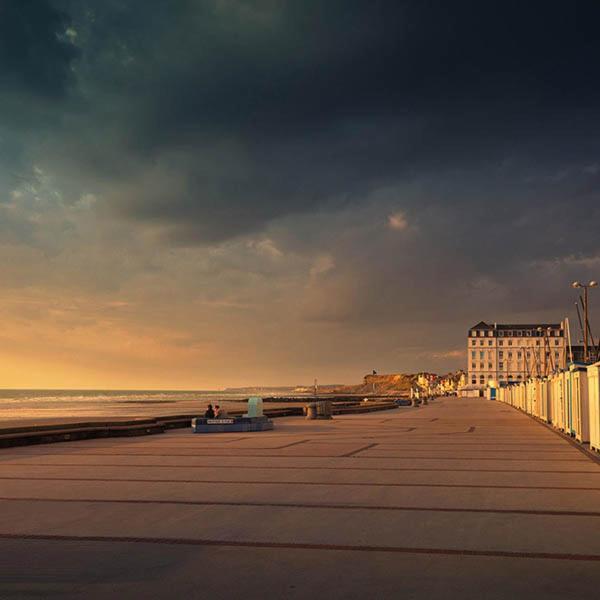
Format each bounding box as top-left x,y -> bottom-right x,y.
330,370 -> 464,396
330,373 -> 416,395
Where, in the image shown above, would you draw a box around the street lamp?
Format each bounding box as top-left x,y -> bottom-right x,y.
572,280 -> 598,362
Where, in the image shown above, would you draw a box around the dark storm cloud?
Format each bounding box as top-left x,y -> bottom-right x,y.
3,1 -> 600,257
0,0 -> 78,98
0,0 -> 79,197
0,0 -> 589,243
71,1 -> 600,130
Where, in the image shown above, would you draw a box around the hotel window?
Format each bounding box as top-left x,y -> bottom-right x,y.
508,340 -> 513,346
479,375 -> 485,383
517,331 -> 523,337
554,340 -> 559,346
499,362 -> 504,369
479,351 -> 484,359
472,340 -> 476,346
488,331 -> 493,337
471,378 -> 476,384
480,341 -> 484,346
471,351 -> 476,358
471,331 -> 477,337
499,340 -> 503,346
472,363 -> 476,370
480,363 -> 484,369
526,331 -> 532,336
508,352 -> 513,358
499,331 -> 504,337
517,352 -> 522,359
488,340 -> 492,346
536,340 -> 540,346
507,331 -> 513,337
488,363 -> 492,369
499,351 -> 504,358
554,351 -> 559,359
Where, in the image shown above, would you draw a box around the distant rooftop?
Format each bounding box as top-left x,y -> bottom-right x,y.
470,321 -> 562,331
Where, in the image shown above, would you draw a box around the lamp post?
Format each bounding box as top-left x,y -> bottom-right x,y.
572,280 -> 598,362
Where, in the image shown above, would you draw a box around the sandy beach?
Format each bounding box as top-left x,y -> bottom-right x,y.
0,389 -> 307,427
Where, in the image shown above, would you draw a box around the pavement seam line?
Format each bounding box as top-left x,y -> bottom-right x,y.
3,452 -> 588,461
1,533 -> 599,562
2,497 -> 600,517
0,476 -> 598,491
341,443 -> 379,457
1,463 -> 596,474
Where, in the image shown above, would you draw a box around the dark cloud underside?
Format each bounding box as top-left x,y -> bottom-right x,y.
2,1 -> 597,238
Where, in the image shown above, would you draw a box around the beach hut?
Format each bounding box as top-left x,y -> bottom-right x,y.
502,384 -> 512,406
502,385 -> 508,405
570,364 -> 589,443
486,380 -> 498,401
531,377 -> 544,418
538,378 -> 551,423
564,367 -> 575,436
526,379 -> 536,416
560,370 -> 569,432
587,361 -> 600,452
517,382 -> 526,411
497,385 -> 504,404
550,372 -> 566,432
499,384 -> 508,406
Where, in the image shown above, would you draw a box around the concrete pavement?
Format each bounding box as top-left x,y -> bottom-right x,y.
1,397 -> 600,598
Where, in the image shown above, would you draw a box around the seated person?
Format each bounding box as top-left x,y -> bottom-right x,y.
204,404 -> 215,418
214,405 -> 228,418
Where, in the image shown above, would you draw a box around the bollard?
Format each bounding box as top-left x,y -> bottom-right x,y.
305,402 -> 317,420
316,400 -> 333,419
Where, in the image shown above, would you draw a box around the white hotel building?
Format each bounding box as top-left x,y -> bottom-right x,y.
467,321 -> 566,388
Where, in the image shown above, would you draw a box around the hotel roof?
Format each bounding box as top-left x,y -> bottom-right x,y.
470,321 -> 562,330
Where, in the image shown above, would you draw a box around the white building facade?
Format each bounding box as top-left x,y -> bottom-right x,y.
467,321 -> 566,388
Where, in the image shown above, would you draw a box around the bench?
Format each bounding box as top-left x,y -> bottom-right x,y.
191,416 -> 274,433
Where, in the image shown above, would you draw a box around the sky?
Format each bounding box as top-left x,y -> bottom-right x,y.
1,0 -> 600,389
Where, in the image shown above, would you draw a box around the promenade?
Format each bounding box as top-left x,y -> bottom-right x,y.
1,397 -> 600,598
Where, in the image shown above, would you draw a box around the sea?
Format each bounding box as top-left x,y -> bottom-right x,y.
0,388 -> 305,424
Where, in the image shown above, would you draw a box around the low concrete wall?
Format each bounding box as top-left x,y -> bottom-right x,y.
0,402 -> 398,448
0,419 -> 165,449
